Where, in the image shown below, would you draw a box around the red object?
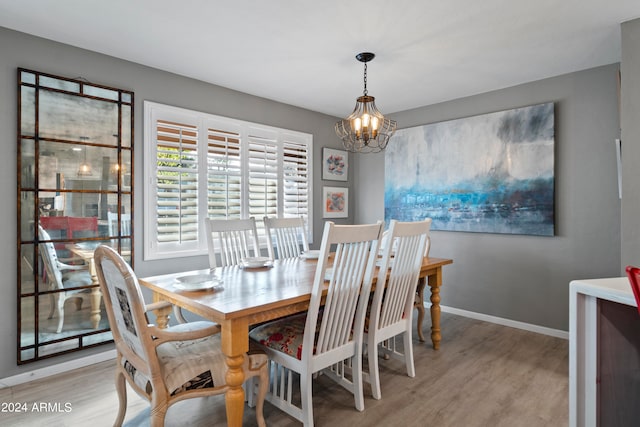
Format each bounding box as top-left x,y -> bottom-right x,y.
40,216 -> 98,240
624,265 -> 640,315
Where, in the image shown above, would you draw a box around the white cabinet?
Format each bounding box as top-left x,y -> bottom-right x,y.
569,277 -> 640,426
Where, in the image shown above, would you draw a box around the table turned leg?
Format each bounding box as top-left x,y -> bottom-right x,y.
151,293 -> 172,329
415,277 -> 427,342
429,268 -> 443,350
222,318 -> 249,427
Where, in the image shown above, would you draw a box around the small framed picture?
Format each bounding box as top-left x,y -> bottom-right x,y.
322,147 -> 348,181
323,186 -> 348,218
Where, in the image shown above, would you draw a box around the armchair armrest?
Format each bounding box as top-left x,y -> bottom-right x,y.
148,322 -> 222,344
57,261 -> 89,272
145,300 -> 173,312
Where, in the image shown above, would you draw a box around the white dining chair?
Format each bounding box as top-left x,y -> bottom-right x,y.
364,219 -> 431,399
204,217 -> 260,268
249,221 -> 384,426
108,212 -> 131,236
38,225 -> 93,333
172,217 -> 261,324
263,216 -> 309,260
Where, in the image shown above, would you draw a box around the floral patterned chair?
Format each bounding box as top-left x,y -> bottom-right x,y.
94,245 -> 269,427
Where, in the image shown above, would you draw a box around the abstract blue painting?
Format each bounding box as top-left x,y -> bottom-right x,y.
385,102 -> 554,236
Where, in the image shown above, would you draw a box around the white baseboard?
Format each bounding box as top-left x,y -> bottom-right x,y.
0,349 -> 117,388
433,304 -> 569,340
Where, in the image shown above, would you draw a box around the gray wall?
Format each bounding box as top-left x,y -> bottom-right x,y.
0,27 -> 345,379
354,64 -> 622,331
621,19 -> 640,270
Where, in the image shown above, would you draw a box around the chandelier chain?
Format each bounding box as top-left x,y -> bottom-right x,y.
363,62 -> 368,96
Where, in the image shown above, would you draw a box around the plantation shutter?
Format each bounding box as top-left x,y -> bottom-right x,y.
282,135 -> 310,218
247,130 -> 278,219
207,125 -> 242,219
155,119 -> 199,244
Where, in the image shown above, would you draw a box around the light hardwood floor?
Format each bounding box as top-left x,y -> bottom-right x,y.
0,312 -> 568,427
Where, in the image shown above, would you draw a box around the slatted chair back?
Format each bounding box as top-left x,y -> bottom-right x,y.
263,216 -> 309,260
108,212 -> 131,236
365,219 -> 431,399
307,221 -> 383,363
204,217 -> 260,268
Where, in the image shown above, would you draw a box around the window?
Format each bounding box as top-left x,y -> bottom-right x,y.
144,101 -> 312,260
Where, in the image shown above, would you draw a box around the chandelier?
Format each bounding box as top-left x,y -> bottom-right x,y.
335,52 -> 397,153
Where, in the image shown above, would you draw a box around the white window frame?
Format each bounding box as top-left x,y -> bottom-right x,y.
144,101 -> 313,260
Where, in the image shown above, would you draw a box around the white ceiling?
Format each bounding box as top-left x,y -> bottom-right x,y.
1,0 -> 639,117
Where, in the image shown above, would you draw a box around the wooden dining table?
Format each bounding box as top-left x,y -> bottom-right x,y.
67,243 -> 103,329
139,255 -> 452,427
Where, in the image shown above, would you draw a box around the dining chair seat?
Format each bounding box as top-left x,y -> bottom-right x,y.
250,312 -> 307,360
123,322 -> 267,397
250,310 -> 328,361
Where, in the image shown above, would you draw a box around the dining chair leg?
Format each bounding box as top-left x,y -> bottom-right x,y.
367,340 -> 382,400
55,296 -> 65,333
403,330 -> 416,378
149,395 -> 168,427
48,294 -> 55,319
256,367 -> 269,427
114,370 -> 127,427
246,378 -> 255,408
301,371 -> 314,427
352,353 -> 366,412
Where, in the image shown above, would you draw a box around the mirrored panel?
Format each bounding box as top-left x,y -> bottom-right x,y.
17,68 -> 134,363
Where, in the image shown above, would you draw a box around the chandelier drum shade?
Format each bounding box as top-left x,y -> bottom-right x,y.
335,52 -> 397,153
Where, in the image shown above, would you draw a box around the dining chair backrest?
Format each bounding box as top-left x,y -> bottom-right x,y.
372,219 -> 432,332
305,221 -> 383,362
625,265 -> 640,316
108,212 -> 131,236
38,225 -> 65,290
204,217 -> 260,268
263,216 -> 309,260
94,245 -> 154,375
